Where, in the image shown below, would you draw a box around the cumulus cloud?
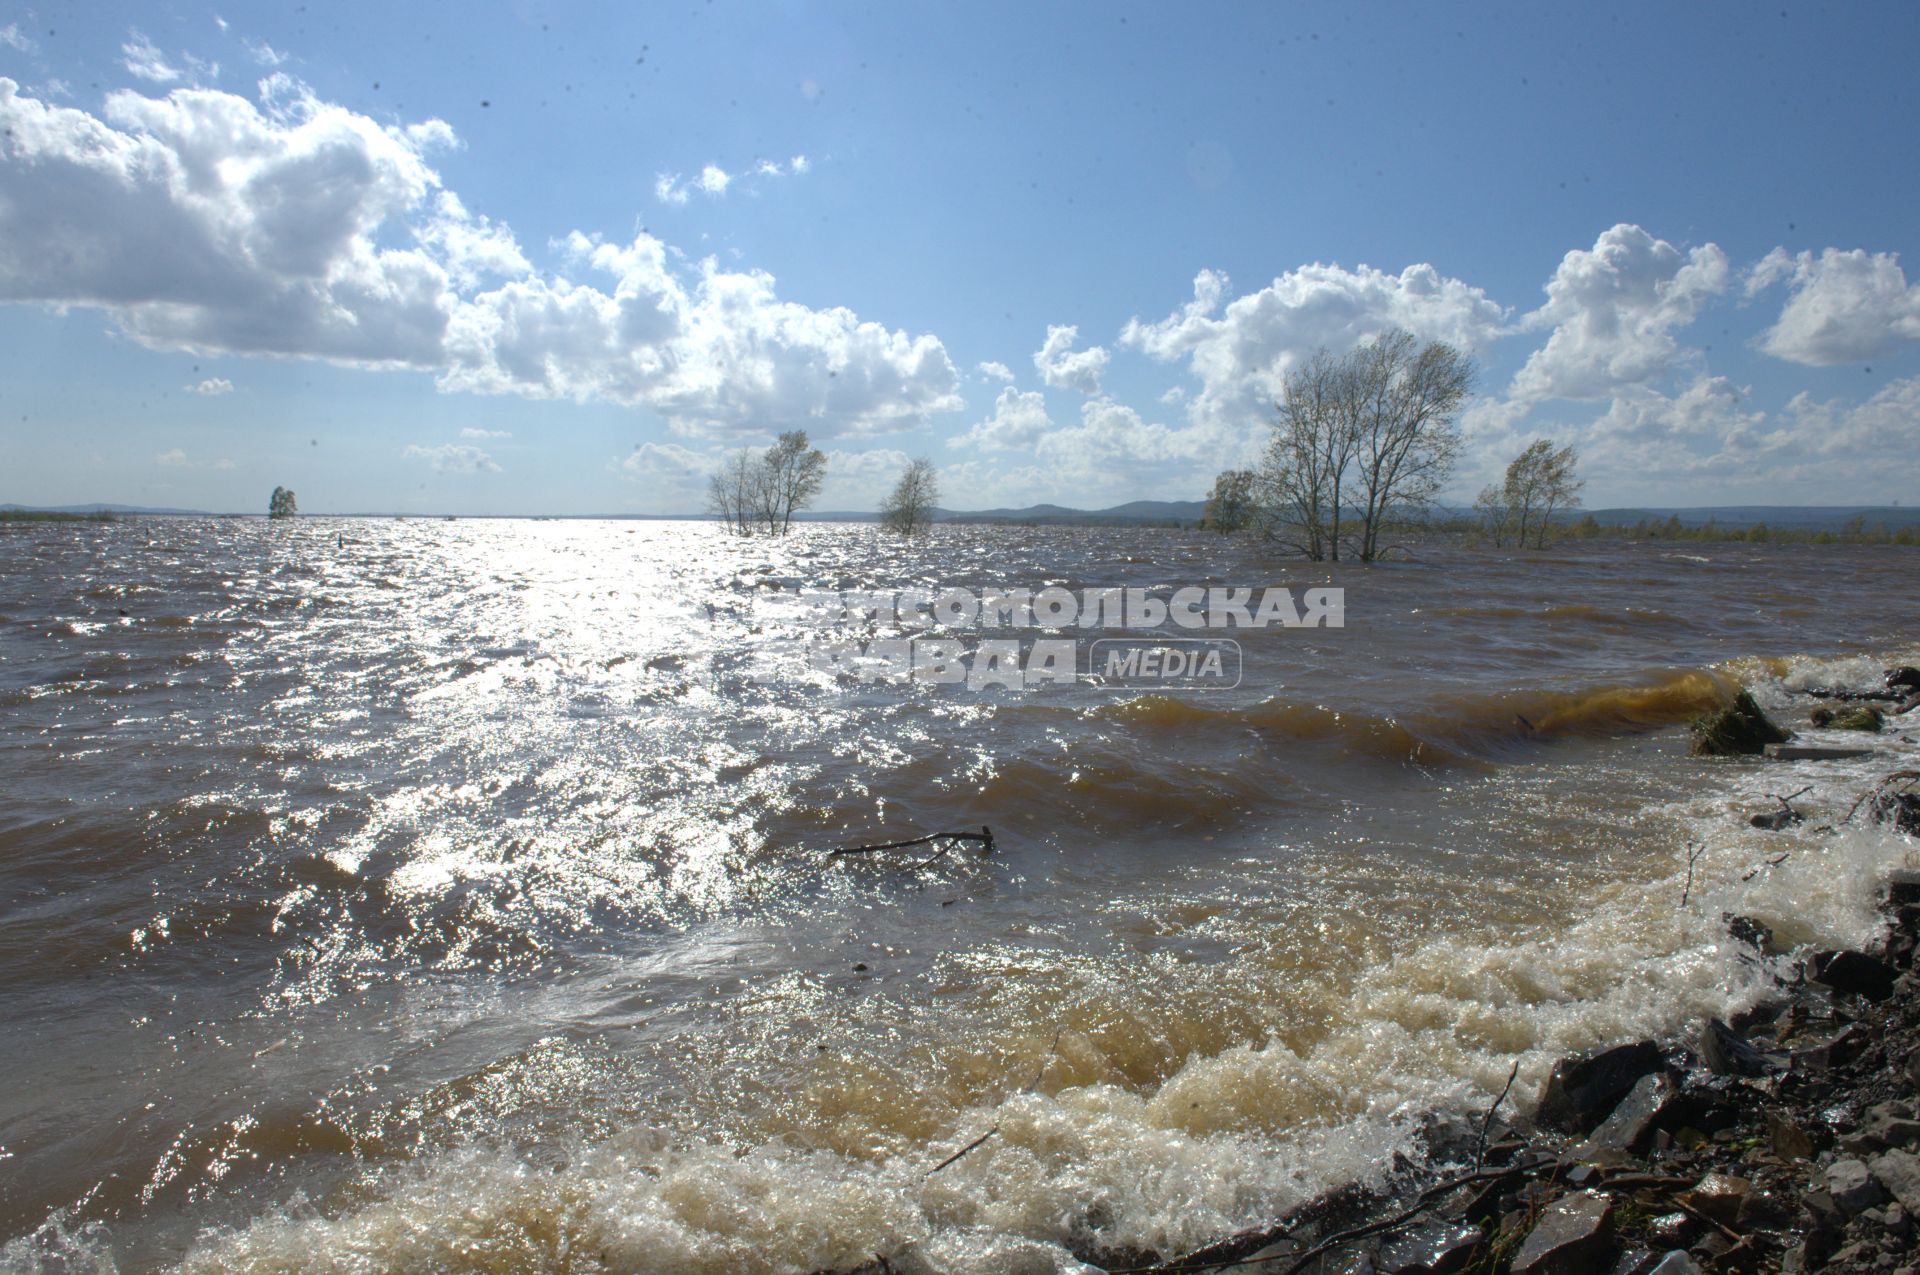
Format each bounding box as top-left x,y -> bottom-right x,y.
460,426 -> 510,439
1508,224 -> 1729,402
1033,323 -> 1109,394
1123,262 -> 1506,428
0,79 -> 955,438
0,75 -> 456,365
187,376 -> 233,395
402,442 -> 499,474
956,387 -> 1052,450
1746,247 -> 1920,366
441,234 -> 961,435
976,360 -> 1014,382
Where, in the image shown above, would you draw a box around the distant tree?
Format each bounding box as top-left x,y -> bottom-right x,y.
1249,329 -> 1472,562
1201,469 -> 1258,534
268,486 -> 298,519
761,430 -> 827,535
879,458 -> 940,536
706,434 -> 827,537
1476,440 -> 1582,549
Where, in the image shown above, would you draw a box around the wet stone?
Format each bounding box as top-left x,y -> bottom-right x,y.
1536,1041 -> 1663,1134
1374,1221 -> 1483,1275
1830,1158 -> 1888,1214
1809,948 -> 1898,1001
1511,1190 -> 1614,1275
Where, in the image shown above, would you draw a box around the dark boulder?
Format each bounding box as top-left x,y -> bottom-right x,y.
1888,666 -> 1920,693
1748,807 -> 1801,830
1699,1018 -> 1770,1077
1808,948 -> 1898,1001
1689,690 -> 1791,756
1511,1191 -> 1615,1275
1576,1071 -> 1678,1155
1871,792 -> 1920,836
1375,1221 -> 1484,1275
1535,1041 -> 1664,1133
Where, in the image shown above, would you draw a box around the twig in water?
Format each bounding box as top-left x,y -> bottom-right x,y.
1680,840 -> 1707,909
927,1029 -> 1063,1178
829,826 -> 995,861
1845,771 -> 1920,824
1475,1061 -> 1520,1168
1741,851 -> 1792,883
927,1126 -> 998,1176
1771,785 -> 1812,816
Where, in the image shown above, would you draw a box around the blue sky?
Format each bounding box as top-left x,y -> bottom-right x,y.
3,1 -> 1918,514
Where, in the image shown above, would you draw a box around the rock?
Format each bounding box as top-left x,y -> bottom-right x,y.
1792,1024 -> 1866,1074
1747,807 -> 1801,830
1767,1109 -> 1815,1159
1374,1221 -> 1483,1275
1830,1158 -> 1888,1214
1734,1181 -> 1793,1231
1809,949 -> 1898,1001
1809,706 -> 1836,727
1872,1149 -> 1920,1214
1872,792 -> 1920,836
1765,743 -> 1877,760
1690,690 -> 1791,756
1577,1072 -> 1677,1155
1890,868 -> 1920,908
1536,1041 -> 1664,1133
1868,1115 -> 1920,1148
1905,1043 -> 1920,1091
1680,1172 -> 1748,1226
1724,914 -> 1774,951
1889,666 -> 1920,693
1645,1213 -> 1694,1247
1511,1191 -> 1615,1275
1605,1249 -> 1659,1275
1830,705 -> 1885,731
1699,1018 -> 1770,1077
1645,1253 -> 1701,1275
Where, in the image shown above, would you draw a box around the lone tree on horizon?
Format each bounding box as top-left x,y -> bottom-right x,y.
706,430 -> 827,536
268,486 -> 298,519
1476,440 -> 1582,549
1236,327 -> 1473,561
880,458 -> 939,535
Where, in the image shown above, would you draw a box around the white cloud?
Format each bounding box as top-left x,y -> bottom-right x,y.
976,360 -> 1014,382
0,24 -> 35,53
243,38 -> 287,68
155,446 -> 235,469
0,76 -> 456,366
187,376 -> 233,395
441,239 -> 962,436
653,155 -> 809,204
1122,261 -> 1507,428
122,33 -> 182,84
1781,375 -> 1920,455
403,442 -> 500,474
460,426 -> 511,439
1746,247 -> 1920,366
1508,224 -> 1729,402
417,190 -> 531,289
0,79 -> 948,438
956,387 -> 1052,450
1032,323 -> 1109,394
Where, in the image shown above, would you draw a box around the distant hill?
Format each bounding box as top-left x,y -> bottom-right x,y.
798,500 -> 1207,526
0,502 -> 212,516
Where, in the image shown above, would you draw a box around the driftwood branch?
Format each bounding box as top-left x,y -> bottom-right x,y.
1680,840 -> 1706,909
926,1028 -> 1063,1178
829,826 -> 995,861
1476,1061 -> 1520,1168
1846,771 -> 1920,824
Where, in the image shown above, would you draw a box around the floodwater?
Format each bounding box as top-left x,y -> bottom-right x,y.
2,517 -> 1916,1273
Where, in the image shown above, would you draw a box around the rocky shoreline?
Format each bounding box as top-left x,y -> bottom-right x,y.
1092,671 -> 1920,1275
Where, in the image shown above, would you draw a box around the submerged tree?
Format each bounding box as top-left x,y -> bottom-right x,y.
880,458 -> 940,536
1476,440 -> 1582,549
706,432 -> 828,537
1200,468 -> 1257,534
1251,328 -> 1473,561
268,486 -> 298,519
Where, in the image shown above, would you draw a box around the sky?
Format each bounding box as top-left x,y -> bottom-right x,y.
2,1 -> 1919,515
